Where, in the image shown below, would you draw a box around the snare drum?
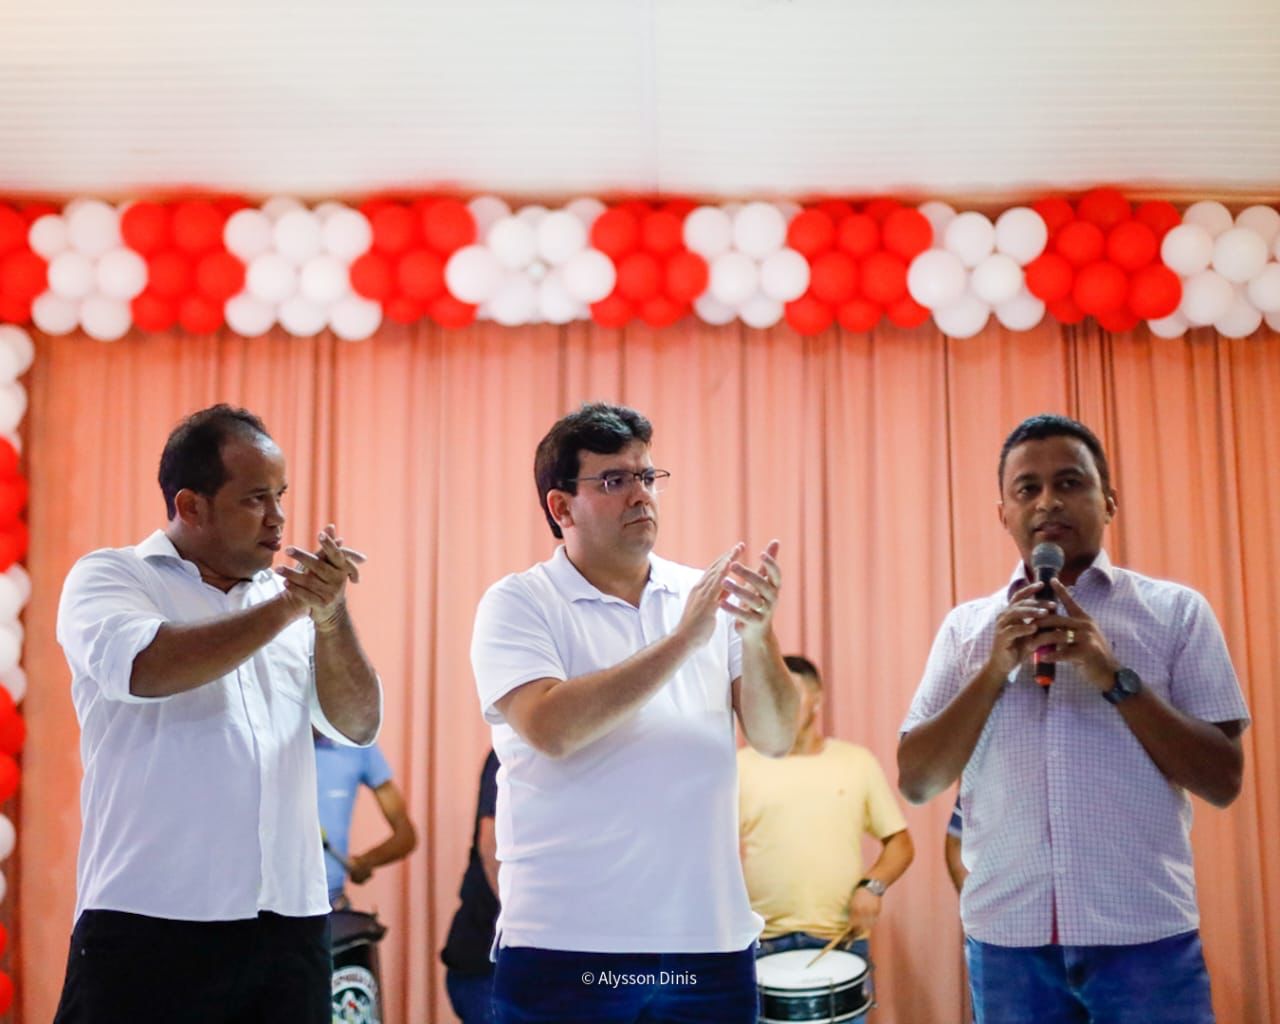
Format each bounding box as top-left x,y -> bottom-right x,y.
756,949 -> 872,1023
330,908 -> 387,1024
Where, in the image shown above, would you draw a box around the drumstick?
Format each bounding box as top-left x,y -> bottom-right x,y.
322,830 -> 354,874
805,925 -> 858,968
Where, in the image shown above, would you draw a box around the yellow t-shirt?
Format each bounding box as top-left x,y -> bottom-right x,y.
738,739 -> 908,940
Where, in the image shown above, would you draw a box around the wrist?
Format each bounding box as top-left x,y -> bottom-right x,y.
312,601 -> 348,635
856,877 -> 887,898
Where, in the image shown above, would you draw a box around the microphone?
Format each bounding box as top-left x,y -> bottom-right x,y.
1031,542 -> 1064,687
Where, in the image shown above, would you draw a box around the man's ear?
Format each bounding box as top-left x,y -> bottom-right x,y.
547,490 -> 573,532
1105,488 -> 1118,525
173,488 -> 205,526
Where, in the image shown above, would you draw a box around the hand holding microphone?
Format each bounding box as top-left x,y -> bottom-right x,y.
1031,542 -> 1065,687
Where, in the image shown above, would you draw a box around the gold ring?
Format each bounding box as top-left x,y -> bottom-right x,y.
1066,629 -> 1077,645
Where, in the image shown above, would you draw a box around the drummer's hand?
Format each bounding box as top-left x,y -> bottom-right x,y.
847,887 -> 881,939
348,855 -> 373,885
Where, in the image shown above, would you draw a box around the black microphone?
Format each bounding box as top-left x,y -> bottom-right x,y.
1031,542 -> 1064,687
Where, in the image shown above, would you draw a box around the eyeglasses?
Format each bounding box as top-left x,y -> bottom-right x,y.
565,468 -> 671,495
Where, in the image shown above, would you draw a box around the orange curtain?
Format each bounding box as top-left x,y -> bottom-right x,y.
16,321 -> 1279,1024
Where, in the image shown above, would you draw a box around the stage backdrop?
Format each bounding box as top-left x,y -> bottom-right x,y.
16,320 -> 1279,1024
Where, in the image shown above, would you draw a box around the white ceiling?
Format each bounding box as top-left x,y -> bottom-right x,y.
2,0 -> 1279,204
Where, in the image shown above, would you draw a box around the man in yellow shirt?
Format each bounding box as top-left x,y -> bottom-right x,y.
739,655 -> 914,975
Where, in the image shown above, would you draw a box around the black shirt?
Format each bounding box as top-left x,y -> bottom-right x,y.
440,750 -> 500,975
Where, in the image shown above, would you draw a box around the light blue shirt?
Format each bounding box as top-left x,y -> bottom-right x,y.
315,738 -> 393,901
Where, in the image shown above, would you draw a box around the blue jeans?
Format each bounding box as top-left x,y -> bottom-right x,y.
966,930 -> 1215,1023
446,969 -> 496,1024
755,932 -> 873,1016
492,945 -> 758,1024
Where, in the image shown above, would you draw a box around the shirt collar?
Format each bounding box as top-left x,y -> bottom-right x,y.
546,544 -> 680,604
136,529 -> 274,584
1005,548 -> 1115,599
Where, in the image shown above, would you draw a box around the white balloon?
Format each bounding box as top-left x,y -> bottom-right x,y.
3,565 -> 29,606
917,201 -> 957,243
223,209 -> 275,262
536,271 -> 582,324
1182,200 -> 1233,239
31,292 -> 79,335
47,251 -> 96,300
0,871 -> 7,903
80,296 -> 131,342
759,249 -> 810,302
970,253 -> 1024,306
468,196 -> 512,241
273,210 -> 323,265
66,200 -> 121,257
994,289 -> 1046,331
1266,310 -> 1280,332
1214,291 -> 1263,339
516,205 -> 549,229
445,245 -> 505,304
694,293 -> 738,326
708,251 -> 759,307
0,576 -> 20,620
732,202 -> 788,259
261,196 -> 306,221
933,292 -> 991,339
27,214 -> 69,259
1161,224 -> 1215,277
488,217 -> 537,270
246,253 -> 298,304
739,293 -> 784,329
1147,311 -> 1189,339
1235,205 -> 1280,246
96,248 -> 147,300
0,816 -> 13,862
944,212 -> 996,268
0,326 -> 34,377
536,211 -> 588,266
1245,263 -> 1280,313
312,200 -> 347,223
994,207 -> 1049,265
565,197 -> 607,231
1211,228 -> 1269,284
0,384 -> 19,434
278,296 -> 327,337
321,208 -> 373,261
488,273 -> 538,326
776,200 -> 802,223
224,293 -> 276,336
0,666 -> 24,705
328,296 -> 382,341
298,255 -> 350,305
1179,270 -> 1235,326
907,249 -> 968,308
683,207 -> 734,260
560,249 -> 616,304
526,259 -> 548,283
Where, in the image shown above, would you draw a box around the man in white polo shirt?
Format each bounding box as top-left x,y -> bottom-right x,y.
471,401 -> 798,1024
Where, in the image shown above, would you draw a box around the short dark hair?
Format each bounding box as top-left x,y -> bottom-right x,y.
998,414 -> 1112,495
159,404 -> 272,519
534,402 -> 654,538
783,654 -> 822,687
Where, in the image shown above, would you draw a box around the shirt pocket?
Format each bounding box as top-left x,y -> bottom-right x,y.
267,620 -> 314,707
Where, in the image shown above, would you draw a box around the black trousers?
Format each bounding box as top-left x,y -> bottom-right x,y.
53,909 -> 331,1024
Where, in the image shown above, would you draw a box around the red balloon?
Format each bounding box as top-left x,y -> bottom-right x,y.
1048,296 -> 1086,325
786,210 -> 837,257
172,201 -> 225,255
0,478 -> 28,527
358,197 -> 395,223
836,297 -> 882,333
784,295 -> 835,336
1024,252 -> 1074,302
214,196 -> 250,216
616,252 -> 662,302
422,199 -> 476,253
349,252 -> 396,301
817,200 -> 855,223
619,199 -> 652,220
1054,221 -> 1106,267
0,711 -> 18,757
0,295 -> 29,325
195,251 -> 246,301
1106,221 -> 1158,271
0,206 -> 25,255
862,198 -> 901,223
0,687 -> 12,720
860,252 -> 908,305
1072,261 -> 1128,315
1032,197 -> 1076,235
1127,264 -> 1182,320
429,293 -> 477,329
1095,308 -> 1140,333
0,969 -> 13,1014
131,292 -> 178,332
147,251 -> 194,299
1134,200 -> 1182,241
178,295 -> 224,334
664,251 -> 709,302
385,296 -> 426,324
1076,188 -> 1131,231
0,921 -> 7,957
590,209 -> 641,258
397,249 -> 446,301
0,752 -> 18,802
0,250 -> 48,301
0,440 -> 19,478
639,295 -> 686,328
662,198 -> 697,218
886,295 -> 931,329
120,202 -> 172,254
641,211 -> 684,255
809,252 -> 859,304
836,214 -> 880,258
590,292 -> 635,328
881,208 -> 933,260
20,201 -> 58,222
371,206 -> 418,254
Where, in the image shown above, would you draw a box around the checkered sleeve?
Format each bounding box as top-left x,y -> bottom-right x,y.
1168,587 -> 1250,727
900,607 -> 969,735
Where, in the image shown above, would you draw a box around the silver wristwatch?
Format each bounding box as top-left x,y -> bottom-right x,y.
856,877 -> 887,897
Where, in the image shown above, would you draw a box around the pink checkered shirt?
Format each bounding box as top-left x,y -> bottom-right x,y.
901,551 -> 1250,947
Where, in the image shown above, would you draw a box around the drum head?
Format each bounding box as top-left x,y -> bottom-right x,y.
757,949 -> 872,1023
756,949 -> 867,991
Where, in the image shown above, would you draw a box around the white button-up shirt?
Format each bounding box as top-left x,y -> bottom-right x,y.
57,530 -> 366,922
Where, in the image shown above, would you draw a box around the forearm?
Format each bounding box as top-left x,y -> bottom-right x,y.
736,630 -> 798,756
314,604 -> 381,744
130,593 -> 301,697
354,824 -> 417,872
864,829 -> 915,888
1116,690 -> 1243,807
898,662 -> 1006,803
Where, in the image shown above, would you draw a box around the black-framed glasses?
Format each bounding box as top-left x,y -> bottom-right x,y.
565,468 -> 671,495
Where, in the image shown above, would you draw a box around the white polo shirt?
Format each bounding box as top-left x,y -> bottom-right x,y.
57,530 -> 369,923
471,545 -> 762,954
